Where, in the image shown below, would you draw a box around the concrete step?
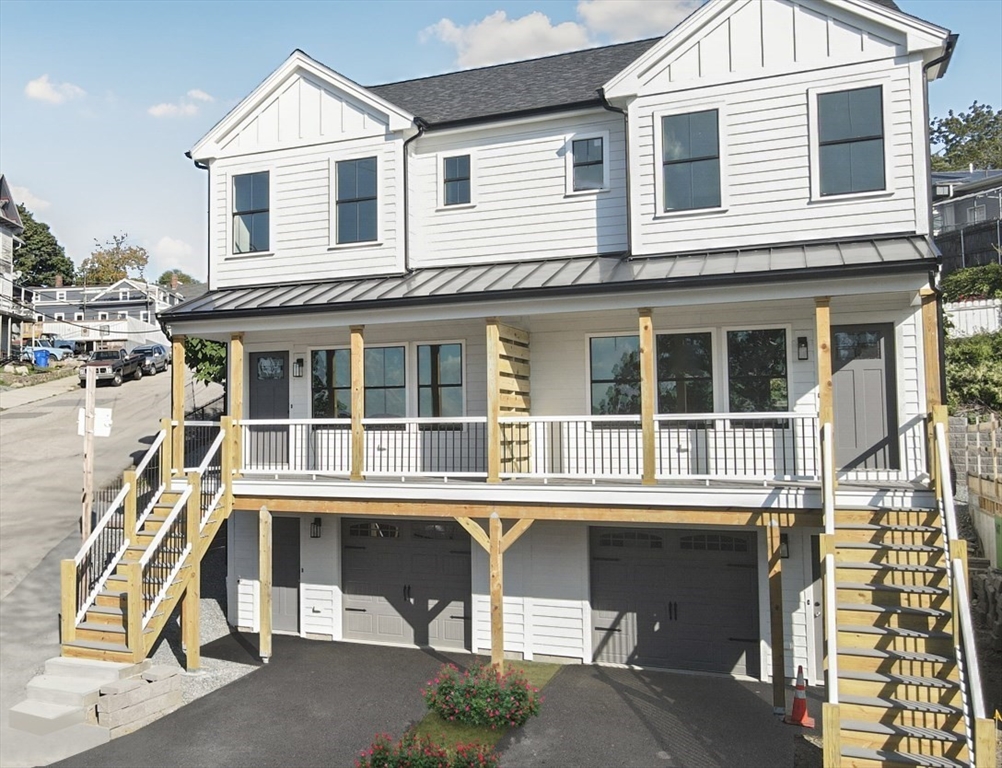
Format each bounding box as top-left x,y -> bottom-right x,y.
840,744 -> 966,768
9,699 -> 86,735
26,675 -> 104,708
45,656 -> 149,682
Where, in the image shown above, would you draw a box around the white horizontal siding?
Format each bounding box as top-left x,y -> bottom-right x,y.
410,113 -> 628,268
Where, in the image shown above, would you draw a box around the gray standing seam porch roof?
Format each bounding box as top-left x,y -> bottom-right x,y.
162,236 -> 936,323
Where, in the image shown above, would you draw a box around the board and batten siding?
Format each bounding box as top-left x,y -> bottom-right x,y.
409,113 -> 628,268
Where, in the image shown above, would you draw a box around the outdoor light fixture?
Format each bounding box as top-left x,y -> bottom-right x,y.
293,357 -> 305,377
779,533 -> 790,559
310,517 -> 322,539
797,336 -> 809,361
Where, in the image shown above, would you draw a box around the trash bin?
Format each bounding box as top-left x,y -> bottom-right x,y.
33,349 -> 50,368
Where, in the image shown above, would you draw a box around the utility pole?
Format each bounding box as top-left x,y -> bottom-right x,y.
82,365 -> 96,541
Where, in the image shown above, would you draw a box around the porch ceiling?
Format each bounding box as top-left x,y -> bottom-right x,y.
163,235 -> 936,325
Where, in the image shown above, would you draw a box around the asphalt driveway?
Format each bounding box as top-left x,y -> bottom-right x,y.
54,636 -> 820,768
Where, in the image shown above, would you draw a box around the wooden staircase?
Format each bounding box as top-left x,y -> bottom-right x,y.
832,507 -> 969,768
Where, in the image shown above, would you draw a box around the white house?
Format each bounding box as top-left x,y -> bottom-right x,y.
52,1 -> 996,765
0,175 -> 35,358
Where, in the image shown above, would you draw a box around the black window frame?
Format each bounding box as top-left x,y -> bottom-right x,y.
817,85 -> 885,197
310,348 -> 352,420
571,136 -> 605,192
442,155 -> 471,206
661,109 -> 721,211
725,328 -> 789,421
589,335 -> 641,418
232,171 -> 270,254
363,345 -> 406,420
655,331 -> 715,416
336,157 -> 378,245
417,342 -> 464,419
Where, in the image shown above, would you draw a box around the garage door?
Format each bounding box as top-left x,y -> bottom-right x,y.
342,519 -> 471,650
590,527 -> 759,676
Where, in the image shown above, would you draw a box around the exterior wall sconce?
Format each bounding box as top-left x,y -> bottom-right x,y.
293,357 -> 305,377
310,517 -> 322,539
779,533 -> 790,559
797,336 -> 809,361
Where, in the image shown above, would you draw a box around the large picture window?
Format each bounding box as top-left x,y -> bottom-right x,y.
656,332 -> 713,414
364,346 -> 405,418
662,110 -> 720,211
817,86 -> 884,196
336,157 -> 377,244
418,343 -> 463,417
590,336 -> 640,415
233,171 -> 269,253
311,349 -> 351,418
726,329 -> 788,412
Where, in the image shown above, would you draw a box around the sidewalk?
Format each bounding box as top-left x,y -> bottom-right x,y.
0,374 -> 80,411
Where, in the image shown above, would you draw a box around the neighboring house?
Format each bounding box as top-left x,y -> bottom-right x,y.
932,169 -> 1002,273
29,276 -> 183,350
49,2 -> 996,765
0,175 -> 35,359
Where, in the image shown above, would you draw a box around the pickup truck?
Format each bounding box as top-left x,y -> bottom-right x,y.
78,349 -> 144,387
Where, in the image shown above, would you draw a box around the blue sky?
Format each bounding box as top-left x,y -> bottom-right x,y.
1,0 -> 999,283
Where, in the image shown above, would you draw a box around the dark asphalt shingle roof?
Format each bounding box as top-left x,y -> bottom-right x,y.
368,38 -> 660,126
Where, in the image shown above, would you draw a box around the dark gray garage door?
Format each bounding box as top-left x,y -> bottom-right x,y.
590,527 -> 759,676
342,519 -> 471,650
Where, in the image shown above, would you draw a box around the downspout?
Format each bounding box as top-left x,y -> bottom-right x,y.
401,118 -> 428,273
598,88 -> 631,257
185,151 -> 211,290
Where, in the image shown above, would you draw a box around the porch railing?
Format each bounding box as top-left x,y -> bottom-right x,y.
499,415 -> 642,479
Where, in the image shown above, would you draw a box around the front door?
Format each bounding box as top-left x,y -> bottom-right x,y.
272,516 -> 300,633
248,351 -> 290,468
832,325 -> 899,470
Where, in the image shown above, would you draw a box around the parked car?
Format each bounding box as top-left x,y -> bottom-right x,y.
132,344 -> 169,375
78,348 -> 143,387
20,340 -> 72,362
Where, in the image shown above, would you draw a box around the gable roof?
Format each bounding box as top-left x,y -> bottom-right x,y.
0,174 -> 24,234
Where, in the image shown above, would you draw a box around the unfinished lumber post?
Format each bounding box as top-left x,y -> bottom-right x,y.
814,298 -> 835,491
171,335 -> 186,474
767,517 -> 786,714
123,468 -> 138,543
350,326 -> 365,481
258,506 -> 272,663
159,417 -> 173,488
60,559 -> 76,644
489,513 -> 504,672
821,703 -> 840,768
486,319 -> 501,483
125,561 -> 144,661
639,309 -> 656,485
220,416 -> 234,513
229,333 -> 244,476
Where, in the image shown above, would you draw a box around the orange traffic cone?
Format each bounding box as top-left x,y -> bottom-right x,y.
784,665 -> 815,728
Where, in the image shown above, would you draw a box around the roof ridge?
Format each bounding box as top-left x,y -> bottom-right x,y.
366,37 -> 661,90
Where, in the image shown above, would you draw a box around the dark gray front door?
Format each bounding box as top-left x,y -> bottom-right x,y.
832,325 -> 898,470
248,352 -> 289,468
272,517 -> 300,633
342,519 -> 471,650
590,527 -> 759,676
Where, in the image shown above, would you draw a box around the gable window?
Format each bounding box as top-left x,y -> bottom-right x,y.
817,86 -> 884,196
233,171 -> 269,253
56,291 -> 66,301
443,155 -> 471,206
572,137 -> 604,191
418,343 -> 463,417
590,335 -> 640,415
662,110 -> 720,211
364,346 -> 405,417
726,329 -> 788,412
336,157 -> 377,244
656,332 -> 714,414
119,290 -> 129,301
311,348 -> 351,418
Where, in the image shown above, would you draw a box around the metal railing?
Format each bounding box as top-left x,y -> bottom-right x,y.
139,486 -> 192,627
73,483 -> 131,622
499,415 -> 642,479
183,421 -> 221,472
363,418 -> 487,478
195,428 -> 226,529
134,429 -> 167,529
241,418 -> 351,475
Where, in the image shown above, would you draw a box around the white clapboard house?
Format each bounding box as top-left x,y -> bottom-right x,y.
55,1 -> 995,764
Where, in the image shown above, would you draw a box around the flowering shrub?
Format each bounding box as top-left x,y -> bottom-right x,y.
422,663 -> 542,730
355,734 -> 498,768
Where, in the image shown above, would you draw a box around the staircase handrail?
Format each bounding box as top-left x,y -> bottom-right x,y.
74,482 -> 130,566
138,485 -> 193,569
135,429 -> 167,477
196,429 -> 225,476
820,422 -> 839,706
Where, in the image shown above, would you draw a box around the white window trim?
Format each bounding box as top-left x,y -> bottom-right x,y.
56,291 -> 66,301
329,154 -> 383,250
74,312 -> 84,321
140,311 -> 150,322
565,130 -> 611,197
967,204 -> 986,224
54,313 -> 65,321
97,311 -> 109,321
652,103 -> 729,219
117,311 -> 129,319
807,78 -> 895,204
225,165 -> 276,259
436,150 -> 477,211
720,325 -> 794,415
119,290 -> 129,301
413,339 -> 467,418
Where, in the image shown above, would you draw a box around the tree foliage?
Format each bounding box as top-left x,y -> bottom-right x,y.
79,234 -> 148,285
184,336 -> 227,385
945,331 -> 1002,416
941,264 -> 1002,302
930,101 -> 1002,171
14,204 -> 75,286
156,269 -> 196,286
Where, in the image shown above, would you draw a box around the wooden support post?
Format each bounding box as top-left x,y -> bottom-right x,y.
932,404 -> 949,498
639,309 -> 656,486
950,538 -> 968,648
258,506 -> 272,663
82,365 -> 96,541
767,517 -> 786,714
60,559 -> 76,644
229,333 -> 244,477
159,417 -> 173,488
486,319 -> 501,484
220,416 -> 234,513
125,561 -> 144,661
171,335 -> 186,474
489,513 -> 504,672
821,703 -> 841,768
815,298 -> 835,492
123,468 -> 137,543
921,289 -> 943,483
182,469 -> 202,669
819,533 -> 836,689
974,717 -> 997,768
350,326 -> 365,480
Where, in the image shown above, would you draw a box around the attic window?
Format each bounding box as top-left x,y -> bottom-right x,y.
233,171 -> 270,253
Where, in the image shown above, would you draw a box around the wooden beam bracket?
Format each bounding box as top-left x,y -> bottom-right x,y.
500,518 -> 534,553
455,516 -> 490,551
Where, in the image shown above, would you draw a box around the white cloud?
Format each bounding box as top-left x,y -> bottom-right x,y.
24,74 -> 86,104
421,11 -> 591,68
10,186 -> 50,211
423,0 -> 704,68
148,101 -> 200,118
187,89 -> 215,102
151,236 -> 203,279
578,0 -> 701,42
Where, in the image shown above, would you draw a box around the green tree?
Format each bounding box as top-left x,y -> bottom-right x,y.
184,337 -> 227,385
930,101 -> 1002,171
79,234 -> 149,285
14,204 -> 75,286
156,269 -> 195,286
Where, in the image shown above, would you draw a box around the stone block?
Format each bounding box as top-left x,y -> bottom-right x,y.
142,665 -> 180,683
45,656 -> 150,682
97,689 -> 181,729
108,698 -> 182,739
99,678 -> 143,696
9,700 -> 85,735
98,676 -> 175,713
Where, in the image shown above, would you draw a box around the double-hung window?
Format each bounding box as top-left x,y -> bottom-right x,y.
233,171 -> 269,253
589,335 -> 641,416
662,110 -> 720,211
311,349 -> 352,418
443,155 -> 471,206
364,346 -> 405,418
656,332 -> 714,414
571,137 -> 605,192
336,157 -> 377,244
418,343 -> 463,418
726,329 -> 788,413
817,86 -> 884,196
